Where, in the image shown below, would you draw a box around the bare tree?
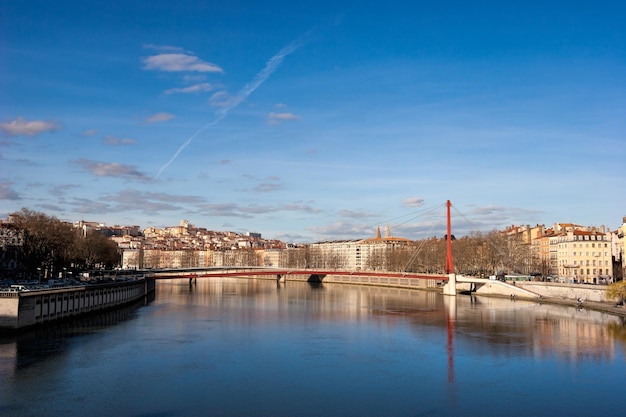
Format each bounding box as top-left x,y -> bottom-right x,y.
11,208 -> 79,278
78,230 -> 120,270
366,248 -> 385,271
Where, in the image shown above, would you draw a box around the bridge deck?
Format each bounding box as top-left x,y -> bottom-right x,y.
151,268 -> 448,281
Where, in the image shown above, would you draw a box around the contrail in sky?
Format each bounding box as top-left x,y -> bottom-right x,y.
156,32 -> 310,178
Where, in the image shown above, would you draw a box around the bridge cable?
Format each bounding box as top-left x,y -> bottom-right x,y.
450,203 -> 518,272
397,203 -> 446,272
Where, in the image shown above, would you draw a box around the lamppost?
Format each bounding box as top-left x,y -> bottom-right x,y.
37,267 -> 41,284
63,267 -> 67,282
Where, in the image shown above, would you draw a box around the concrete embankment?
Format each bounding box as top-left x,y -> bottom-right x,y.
457,278 -> 626,318
275,272 -> 626,318
0,278 -> 155,331
518,281 -> 626,317
181,271 -> 626,318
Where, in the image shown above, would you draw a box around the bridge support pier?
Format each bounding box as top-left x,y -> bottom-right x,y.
277,274 -> 285,283
443,273 -> 457,296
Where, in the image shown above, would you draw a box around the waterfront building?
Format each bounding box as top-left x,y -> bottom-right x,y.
308,239 -> 361,270
261,248 -> 283,267
74,220 -> 141,238
307,225 -> 412,271
509,222 -> 618,282
616,217 -> 625,275
549,224 -> 612,283
530,225 -> 556,277
500,224 -> 545,274
356,225 -> 412,271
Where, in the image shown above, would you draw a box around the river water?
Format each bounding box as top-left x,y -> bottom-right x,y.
1,278 -> 625,417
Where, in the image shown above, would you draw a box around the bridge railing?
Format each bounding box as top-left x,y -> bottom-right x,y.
150,267 -> 448,281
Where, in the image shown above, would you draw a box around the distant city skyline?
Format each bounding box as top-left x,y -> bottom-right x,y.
5,208 -> 623,247
2,1 -> 625,242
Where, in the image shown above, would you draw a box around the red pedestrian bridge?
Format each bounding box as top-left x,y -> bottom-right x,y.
146,201 -> 534,297
149,267 -> 449,289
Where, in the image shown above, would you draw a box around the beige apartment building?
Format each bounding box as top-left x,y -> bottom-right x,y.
512,222 -> 618,282
308,225 -> 412,271
538,223 -> 612,283
122,248 -> 216,269
530,227 -> 554,276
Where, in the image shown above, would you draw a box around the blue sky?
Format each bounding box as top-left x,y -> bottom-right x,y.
1,1 -> 624,242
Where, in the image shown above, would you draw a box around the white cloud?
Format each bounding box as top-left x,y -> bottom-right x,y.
102,135 -> 138,146
146,112 -> 175,123
73,158 -> 152,182
281,203 -> 321,214
143,44 -> 186,53
404,197 -> 425,208
143,53 -> 223,73
97,189 -> 206,214
197,203 -> 255,218
308,221 -> 374,239
0,181 -> 20,200
338,209 -> 376,218
0,117 -> 60,137
183,74 -> 207,83
82,129 -> 98,136
268,112 -> 300,125
254,183 -> 282,192
209,91 -> 240,107
165,83 -> 214,94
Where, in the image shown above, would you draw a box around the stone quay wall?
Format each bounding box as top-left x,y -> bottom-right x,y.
517,281 -> 610,303
0,278 -> 155,330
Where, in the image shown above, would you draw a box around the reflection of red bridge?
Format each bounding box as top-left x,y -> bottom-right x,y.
151,266 -> 456,383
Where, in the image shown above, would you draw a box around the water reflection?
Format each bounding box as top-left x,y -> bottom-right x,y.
0,294 -> 153,381
451,295 -> 625,361
2,278 -> 625,417
159,278 -> 626,363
